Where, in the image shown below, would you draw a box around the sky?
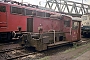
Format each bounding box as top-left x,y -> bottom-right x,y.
12,0 -> 46,6
13,0 -> 90,7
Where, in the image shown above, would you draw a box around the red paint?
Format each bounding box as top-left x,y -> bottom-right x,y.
0,2 -> 27,32
0,2 -> 81,42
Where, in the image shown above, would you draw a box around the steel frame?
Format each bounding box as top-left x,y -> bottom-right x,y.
45,0 -> 90,15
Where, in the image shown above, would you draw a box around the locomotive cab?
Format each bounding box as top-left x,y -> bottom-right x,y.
62,15 -> 81,42
71,17 -> 81,41
0,3 -> 12,42
0,3 -> 7,27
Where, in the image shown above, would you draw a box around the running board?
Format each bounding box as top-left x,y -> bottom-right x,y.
48,41 -> 69,48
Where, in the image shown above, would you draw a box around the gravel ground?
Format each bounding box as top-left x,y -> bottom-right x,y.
38,38 -> 90,60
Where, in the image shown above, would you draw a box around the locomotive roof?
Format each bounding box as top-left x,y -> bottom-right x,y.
0,1 -> 57,14
61,14 -> 82,21
71,17 -> 82,21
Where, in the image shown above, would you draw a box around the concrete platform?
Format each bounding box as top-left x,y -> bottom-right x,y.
73,50 -> 90,60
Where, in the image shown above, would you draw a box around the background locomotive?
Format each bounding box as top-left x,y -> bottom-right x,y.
0,1 -> 81,51
81,14 -> 90,37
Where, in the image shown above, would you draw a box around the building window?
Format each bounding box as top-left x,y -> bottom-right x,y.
82,16 -> 87,20
0,6 -> 6,12
89,16 -> 90,20
64,20 -> 70,27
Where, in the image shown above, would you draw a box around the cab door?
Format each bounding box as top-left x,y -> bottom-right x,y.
27,18 -> 33,32
0,4 -> 7,27
63,17 -> 72,41
72,21 -> 80,41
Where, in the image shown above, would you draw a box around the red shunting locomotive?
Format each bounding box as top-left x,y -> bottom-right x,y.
0,1 -> 81,51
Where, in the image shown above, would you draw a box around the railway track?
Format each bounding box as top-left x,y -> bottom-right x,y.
0,50 -> 36,60
0,44 -> 37,60
0,37 -> 90,60
77,38 -> 90,45
0,41 -> 37,60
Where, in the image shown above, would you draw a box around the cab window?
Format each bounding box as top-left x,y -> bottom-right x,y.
11,6 -> 18,13
0,6 -> 6,12
36,11 -> 42,17
42,12 -> 45,17
36,11 -> 45,17
46,13 -> 50,17
64,20 -> 70,27
17,8 -> 22,14
26,9 -> 32,15
72,22 -> 79,29
11,6 -> 25,15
